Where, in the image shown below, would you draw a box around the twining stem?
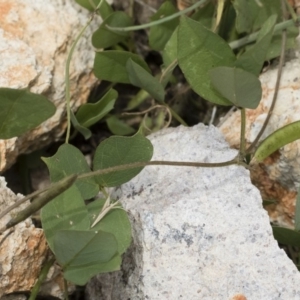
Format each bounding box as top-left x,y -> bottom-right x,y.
0,175 -> 77,234
105,0 -> 299,53
239,108 -> 246,158
284,0 -> 298,22
0,184 -> 55,221
65,16 -> 94,144
28,257 -> 55,300
65,0 -> 105,144
106,0 -> 208,31
167,106 -> 188,126
78,158 -> 240,180
160,59 -> 178,87
64,279 -> 69,300
246,7 -> 287,154
0,157 -> 241,232
229,16 -> 296,50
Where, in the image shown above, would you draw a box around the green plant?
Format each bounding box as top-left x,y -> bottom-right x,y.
1,0 -> 300,297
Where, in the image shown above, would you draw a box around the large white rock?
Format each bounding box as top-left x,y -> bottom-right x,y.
219,55 -> 300,227
86,124 -> 300,299
0,0 -> 102,172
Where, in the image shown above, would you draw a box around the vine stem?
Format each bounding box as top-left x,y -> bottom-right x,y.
0,157 -> 241,229
105,2 -> 300,53
64,0 -> 105,144
78,158 -> 241,180
239,108 -> 246,158
28,257 -> 55,300
229,16 -> 296,50
246,4 -> 288,154
106,0 -> 208,31
65,16 -> 94,144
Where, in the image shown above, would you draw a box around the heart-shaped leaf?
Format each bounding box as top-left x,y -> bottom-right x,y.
75,0 -> 113,18
94,51 -> 151,84
92,12 -> 133,49
209,67 -> 262,109
87,199 -> 131,254
54,229 -> 118,266
234,15 -> 277,76
42,144 -> 99,200
0,88 -> 56,139
63,254 -> 121,285
149,1 -> 179,51
71,110 -> 92,140
232,0 -> 254,34
76,88 -> 117,128
106,116 -> 135,136
93,132 -> 153,186
41,185 -> 90,251
126,59 -> 165,103
177,17 -> 235,106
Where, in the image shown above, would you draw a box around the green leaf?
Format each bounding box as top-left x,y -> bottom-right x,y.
149,1 -> 179,51
248,0 -> 280,31
42,144 -> 99,200
177,17 -> 235,106
93,133 -> 153,186
125,89 -> 150,111
262,199 -> 277,207
87,199 -> 131,254
295,187 -> 300,231
253,121 -> 300,163
272,226 -> 300,247
163,28 -> 178,68
63,254 -> 121,285
235,15 -> 276,76
191,1 -> 215,28
75,0 -> 113,18
209,67 -> 262,109
76,89 -> 117,128
126,59 -> 165,103
54,230 -> 120,285
0,88 -> 56,139
71,110 -> 92,140
92,12 -> 133,49
54,229 -> 117,266
266,26 -> 298,60
232,0 -> 253,33
94,51 -> 151,84
41,185 -> 90,251
106,116 -> 135,135
97,0 -> 114,19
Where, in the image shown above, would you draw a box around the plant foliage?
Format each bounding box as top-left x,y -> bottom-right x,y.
1,0 -> 300,291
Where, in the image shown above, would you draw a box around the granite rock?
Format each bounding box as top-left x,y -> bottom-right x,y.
86,124 -> 300,300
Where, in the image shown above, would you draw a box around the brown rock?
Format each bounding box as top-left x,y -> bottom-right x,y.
0,0 -> 100,172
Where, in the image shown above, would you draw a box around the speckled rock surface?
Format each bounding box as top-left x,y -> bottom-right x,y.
0,0 -> 102,172
86,124 -> 300,300
219,54 -> 300,227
